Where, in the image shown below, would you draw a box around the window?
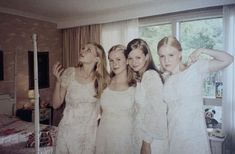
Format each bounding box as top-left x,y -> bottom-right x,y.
139,24 -> 172,65
179,18 -> 223,98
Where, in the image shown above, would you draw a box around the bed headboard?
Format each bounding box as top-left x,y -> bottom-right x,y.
0,94 -> 15,115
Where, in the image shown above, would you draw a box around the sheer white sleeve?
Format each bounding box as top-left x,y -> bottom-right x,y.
140,70 -> 168,143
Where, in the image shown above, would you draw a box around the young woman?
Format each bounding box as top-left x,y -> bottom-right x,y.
52,42 -> 109,154
157,36 -> 234,154
125,39 -> 168,154
95,45 -> 136,154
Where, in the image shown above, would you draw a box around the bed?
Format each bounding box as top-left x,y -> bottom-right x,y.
0,34 -> 58,153
0,93 -> 57,154
0,114 -> 57,154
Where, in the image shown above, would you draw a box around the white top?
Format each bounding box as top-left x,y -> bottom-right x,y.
96,87 -> 135,154
134,70 -> 168,143
163,59 -> 211,154
55,67 -> 98,154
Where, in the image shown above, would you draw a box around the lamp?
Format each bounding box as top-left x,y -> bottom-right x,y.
28,90 -> 35,103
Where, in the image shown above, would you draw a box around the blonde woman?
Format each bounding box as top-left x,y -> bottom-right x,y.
157,36 -> 233,154
96,45 -> 136,154
52,42 -> 109,154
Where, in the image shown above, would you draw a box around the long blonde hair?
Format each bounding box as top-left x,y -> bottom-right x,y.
78,42 -> 110,98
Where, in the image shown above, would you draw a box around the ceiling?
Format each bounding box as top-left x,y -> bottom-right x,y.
0,0 -> 234,28
0,0 -> 155,20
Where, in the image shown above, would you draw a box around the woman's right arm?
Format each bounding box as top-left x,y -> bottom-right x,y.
52,62 -> 66,109
188,48 -> 234,72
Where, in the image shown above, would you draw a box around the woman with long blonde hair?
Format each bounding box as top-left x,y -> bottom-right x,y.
52,42 -> 109,154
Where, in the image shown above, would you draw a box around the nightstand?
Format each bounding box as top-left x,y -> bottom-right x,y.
32,107 -> 53,125
16,107 -> 52,125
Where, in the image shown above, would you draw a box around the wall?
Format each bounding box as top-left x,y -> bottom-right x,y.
0,12 -> 62,113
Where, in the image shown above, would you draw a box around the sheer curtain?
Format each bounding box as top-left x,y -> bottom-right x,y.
223,4 -> 235,151
101,19 -> 139,54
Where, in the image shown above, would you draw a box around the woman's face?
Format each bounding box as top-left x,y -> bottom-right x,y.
158,44 -> 181,73
127,48 -> 147,72
79,44 -> 98,64
109,50 -> 127,75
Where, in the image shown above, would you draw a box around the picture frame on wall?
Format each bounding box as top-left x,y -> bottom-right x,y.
28,51 -> 49,89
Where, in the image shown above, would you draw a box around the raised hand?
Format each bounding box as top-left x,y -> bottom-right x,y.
52,62 -> 64,82
187,48 -> 202,66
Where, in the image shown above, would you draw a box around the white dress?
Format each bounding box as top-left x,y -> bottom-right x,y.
96,87 -> 135,154
133,70 -> 168,154
163,60 -> 211,154
55,67 -> 98,154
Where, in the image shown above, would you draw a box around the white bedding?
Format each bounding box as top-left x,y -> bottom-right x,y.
0,114 -> 57,154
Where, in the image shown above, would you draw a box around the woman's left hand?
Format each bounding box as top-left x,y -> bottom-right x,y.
187,48 -> 202,66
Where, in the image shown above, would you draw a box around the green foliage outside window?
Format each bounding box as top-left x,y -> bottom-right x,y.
139,24 -> 172,66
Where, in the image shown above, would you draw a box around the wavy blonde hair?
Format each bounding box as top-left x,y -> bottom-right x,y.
78,42 -> 110,98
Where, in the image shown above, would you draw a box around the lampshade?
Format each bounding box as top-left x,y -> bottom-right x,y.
28,90 -> 35,99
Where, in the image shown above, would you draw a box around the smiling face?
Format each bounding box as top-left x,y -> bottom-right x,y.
78,43 -> 98,64
127,48 -> 148,72
109,49 -> 127,76
158,44 -> 181,73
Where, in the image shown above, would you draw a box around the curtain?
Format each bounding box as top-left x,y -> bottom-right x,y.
101,19 -> 139,54
62,24 -> 101,67
223,4 -> 235,151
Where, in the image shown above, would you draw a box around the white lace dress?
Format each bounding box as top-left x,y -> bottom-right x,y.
55,67 -> 98,154
163,60 -> 211,154
96,87 -> 135,154
133,70 -> 168,154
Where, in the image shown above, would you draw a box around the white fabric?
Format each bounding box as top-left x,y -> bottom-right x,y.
101,19 -> 138,70
163,59 -> 211,154
55,67 -> 98,154
133,70 -> 168,154
222,4 -> 235,149
101,19 -> 138,50
96,87 -> 135,154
